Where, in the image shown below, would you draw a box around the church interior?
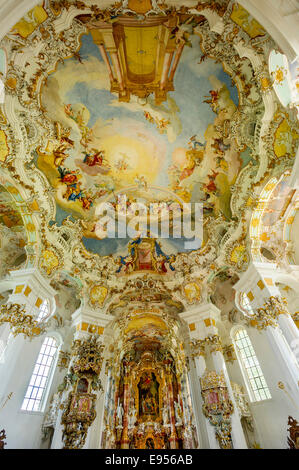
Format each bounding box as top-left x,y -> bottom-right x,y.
0,0 -> 299,450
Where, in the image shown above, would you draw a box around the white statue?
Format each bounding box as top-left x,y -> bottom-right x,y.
128,408 -> 137,429
183,404 -> 191,425
174,401 -> 183,426
139,422 -> 145,433
162,405 -> 170,425
116,401 -> 124,427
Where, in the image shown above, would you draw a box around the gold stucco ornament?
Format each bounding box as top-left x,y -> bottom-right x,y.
200,370 -> 234,449
72,335 -> 104,375
0,302 -> 44,339
40,249 -> 59,276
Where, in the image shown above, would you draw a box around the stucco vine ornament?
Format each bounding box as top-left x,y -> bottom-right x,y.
0,303 -> 45,339
60,335 -> 105,449
250,296 -> 290,330
72,335 -> 104,375
0,0 -> 288,297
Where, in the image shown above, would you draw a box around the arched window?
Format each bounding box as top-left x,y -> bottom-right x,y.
36,299 -> 50,322
234,328 -> 271,402
21,336 -> 58,412
239,292 -> 255,316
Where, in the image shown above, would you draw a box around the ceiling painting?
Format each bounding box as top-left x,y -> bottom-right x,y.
2,4 -> 299,451
38,26 -> 246,257
0,0 -> 298,319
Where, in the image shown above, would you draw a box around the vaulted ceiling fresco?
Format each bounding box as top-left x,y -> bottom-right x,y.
0,0 -> 298,323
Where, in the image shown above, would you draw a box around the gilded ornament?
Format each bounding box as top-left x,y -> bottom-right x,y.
287,416 -> 299,449
250,296 -> 289,330
72,336 -> 104,375
57,350 -> 71,371
200,370 -> 234,449
40,249 -> 59,275
183,282 -> 201,303
223,344 -> 237,363
0,303 -> 44,339
89,285 -> 108,307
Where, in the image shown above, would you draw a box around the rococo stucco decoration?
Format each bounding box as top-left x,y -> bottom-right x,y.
0,0 -> 299,451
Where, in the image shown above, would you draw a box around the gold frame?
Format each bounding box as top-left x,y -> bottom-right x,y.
133,366 -> 164,423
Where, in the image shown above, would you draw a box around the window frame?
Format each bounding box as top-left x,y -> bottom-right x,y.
21,335 -> 60,413
36,299 -> 50,323
238,292 -> 255,316
233,327 -> 271,403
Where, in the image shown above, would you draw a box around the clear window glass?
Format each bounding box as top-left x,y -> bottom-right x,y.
235,328 -> 271,402
21,336 -> 58,412
240,292 -> 255,316
36,300 -> 50,322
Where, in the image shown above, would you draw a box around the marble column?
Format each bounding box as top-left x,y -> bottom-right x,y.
180,306 -> 232,449
234,262 -> 299,401
51,303 -> 113,449
0,268 -> 57,399
0,267 -> 56,326
200,306 -> 247,449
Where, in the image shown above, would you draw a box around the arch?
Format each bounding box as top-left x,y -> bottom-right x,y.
238,0 -> 299,62
250,171 -> 294,263
235,291 -> 254,317
36,299 -> 50,322
0,179 -> 39,269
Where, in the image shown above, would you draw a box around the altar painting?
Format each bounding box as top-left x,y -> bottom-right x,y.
137,371 -> 160,421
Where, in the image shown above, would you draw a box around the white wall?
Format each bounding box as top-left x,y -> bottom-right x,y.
0,332 -> 65,449
245,327 -> 299,449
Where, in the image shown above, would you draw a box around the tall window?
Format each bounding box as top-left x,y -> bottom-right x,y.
234,328 -> 271,402
36,300 -> 50,322
21,336 -> 58,412
239,292 -> 255,316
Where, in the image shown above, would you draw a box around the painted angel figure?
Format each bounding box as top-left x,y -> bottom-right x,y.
188,134 -> 206,151
53,143 -> 70,167
135,175 -> 148,191
83,149 -> 104,167
58,167 -> 81,185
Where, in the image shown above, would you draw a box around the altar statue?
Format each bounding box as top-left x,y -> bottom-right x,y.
128,407 -> 137,429
162,405 -> 170,425
116,401 -> 124,427
174,401 -> 183,426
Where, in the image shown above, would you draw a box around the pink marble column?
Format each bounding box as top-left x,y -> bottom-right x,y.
120,371 -> 130,448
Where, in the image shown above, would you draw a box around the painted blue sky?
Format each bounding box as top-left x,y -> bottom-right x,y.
64,33 -> 239,189
50,32 -> 240,257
